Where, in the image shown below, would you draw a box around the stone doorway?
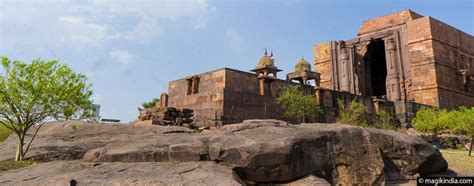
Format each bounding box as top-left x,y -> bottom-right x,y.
365,39 -> 388,97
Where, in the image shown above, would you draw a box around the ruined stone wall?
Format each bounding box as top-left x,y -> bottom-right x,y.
222,69 -> 298,124
168,68 -> 226,126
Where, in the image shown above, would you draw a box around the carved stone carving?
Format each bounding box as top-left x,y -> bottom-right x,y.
338,41 -> 350,91
385,38 -> 401,101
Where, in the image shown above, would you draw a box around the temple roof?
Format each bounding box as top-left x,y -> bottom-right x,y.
358,9 -> 423,36
295,57 -> 311,72
256,49 -> 276,68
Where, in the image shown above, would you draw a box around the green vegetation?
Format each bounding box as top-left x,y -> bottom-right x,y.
0,123 -> 13,142
413,107 -> 474,135
0,160 -> 37,172
336,99 -> 399,130
139,97 -> 160,110
0,57 -> 94,161
71,124 -> 78,131
276,85 -> 323,123
336,99 -> 368,127
413,107 -> 474,156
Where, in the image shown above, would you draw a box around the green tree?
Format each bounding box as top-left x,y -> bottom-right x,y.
275,85 -> 322,123
0,57 -> 94,161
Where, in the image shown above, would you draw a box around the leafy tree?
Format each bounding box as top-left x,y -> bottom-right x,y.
275,85 -> 322,123
0,57 -> 94,161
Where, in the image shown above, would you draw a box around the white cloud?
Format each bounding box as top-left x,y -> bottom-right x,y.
0,0 -> 214,52
226,28 -> 243,50
57,16 -> 110,46
90,0 -> 213,33
123,16 -> 163,43
109,49 -> 133,64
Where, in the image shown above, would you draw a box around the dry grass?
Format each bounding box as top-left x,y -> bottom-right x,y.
441,149 -> 474,171
0,160 -> 37,172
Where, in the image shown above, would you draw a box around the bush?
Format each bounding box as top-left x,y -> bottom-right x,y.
373,109 -> 399,131
276,85 -> 323,123
336,99 -> 368,126
413,107 -> 474,135
336,99 -> 399,130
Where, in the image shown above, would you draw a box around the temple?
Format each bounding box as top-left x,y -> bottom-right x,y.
138,10 -> 473,127
314,9 -> 474,123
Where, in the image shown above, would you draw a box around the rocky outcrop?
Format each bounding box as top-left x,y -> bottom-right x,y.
0,161 -> 244,185
0,120 -> 448,185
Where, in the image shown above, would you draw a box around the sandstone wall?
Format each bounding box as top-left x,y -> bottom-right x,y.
222,69 -> 299,124
168,68 -> 226,126
406,17 -> 474,108
314,42 -> 333,89
358,9 -> 422,36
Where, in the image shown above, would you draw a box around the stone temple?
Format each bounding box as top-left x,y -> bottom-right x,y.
145,10 -> 473,127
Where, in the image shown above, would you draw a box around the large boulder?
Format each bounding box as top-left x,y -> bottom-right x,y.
0,120 -> 194,162
0,120 -> 447,184
0,161 -> 244,185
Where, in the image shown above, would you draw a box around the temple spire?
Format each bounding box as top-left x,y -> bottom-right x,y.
264,48 -> 268,56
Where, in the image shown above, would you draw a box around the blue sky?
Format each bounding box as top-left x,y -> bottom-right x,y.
1,0 -> 473,122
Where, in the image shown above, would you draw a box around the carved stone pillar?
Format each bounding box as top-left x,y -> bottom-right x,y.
159,93 -> 169,108
259,78 -> 265,96
386,38 -> 401,101
339,41 -> 350,92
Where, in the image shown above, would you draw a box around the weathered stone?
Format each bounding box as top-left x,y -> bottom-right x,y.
278,175 -> 330,186
0,120 -> 448,184
0,161 -> 244,185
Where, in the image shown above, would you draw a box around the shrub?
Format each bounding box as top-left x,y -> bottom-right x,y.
276,85 -> 323,123
336,99 -> 368,126
336,99 -> 399,131
413,106 -> 474,135
373,109 -> 399,131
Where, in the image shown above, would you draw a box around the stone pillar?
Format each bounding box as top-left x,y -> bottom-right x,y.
386,38 -> 401,101
259,78 -> 265,96
315,88 -> 323,106
159,93 -> 169,108
339,44 -> 350,92
302,76 -> 308,85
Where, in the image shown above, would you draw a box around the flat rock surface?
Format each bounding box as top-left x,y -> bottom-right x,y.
0,161 -> 243,186
0,120 -> 448,184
